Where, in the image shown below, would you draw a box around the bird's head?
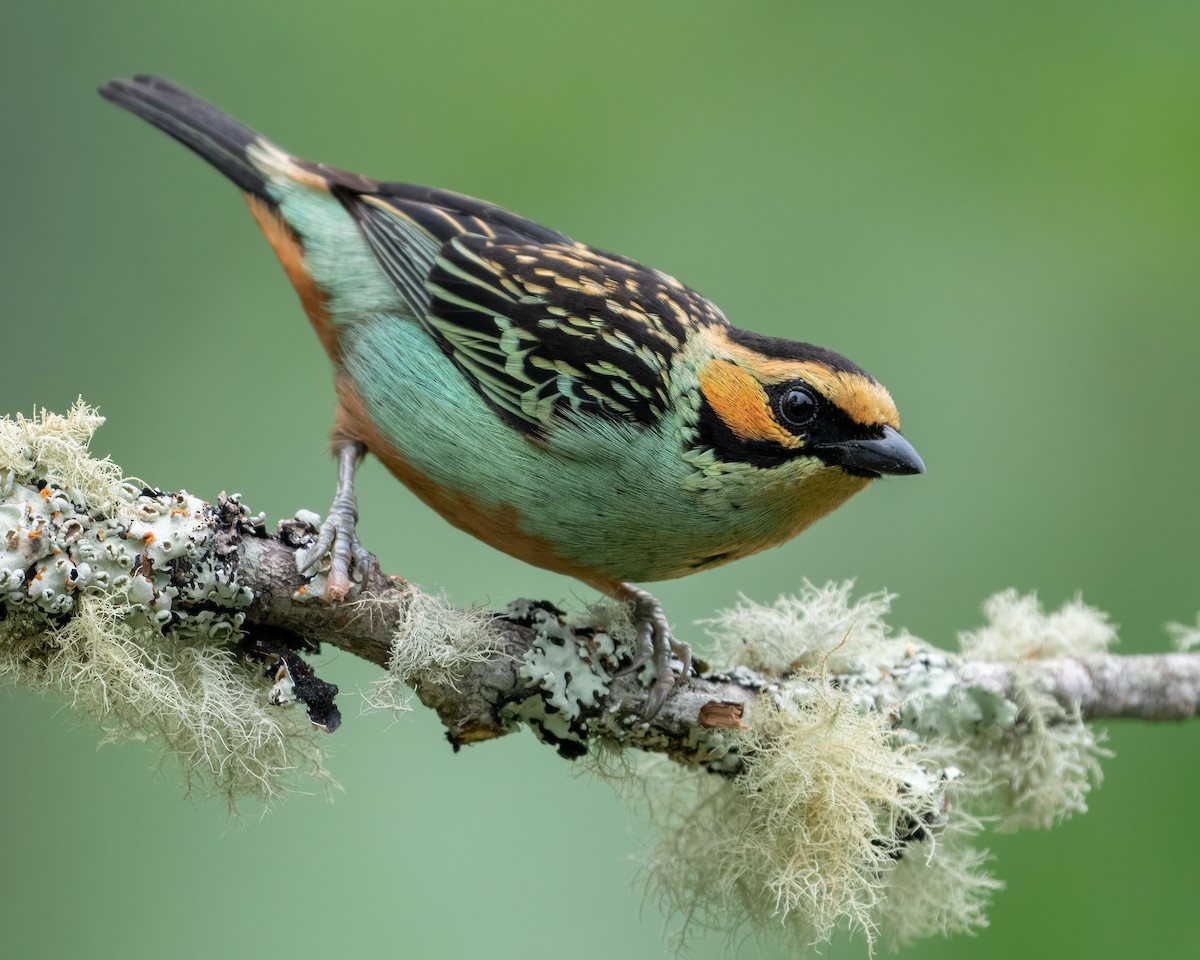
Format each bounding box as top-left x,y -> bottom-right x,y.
695,326 -> 924,481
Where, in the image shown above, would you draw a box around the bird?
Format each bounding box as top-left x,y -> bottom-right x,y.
99,75 -> 924,717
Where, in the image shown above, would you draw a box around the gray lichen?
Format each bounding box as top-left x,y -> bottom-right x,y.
364,588 -> 503,718
3,403 -> 1192,956
498,600 -> 621,757
0,410 -> 253,633
0,402 -> 328,808
638,582 -> 1115,952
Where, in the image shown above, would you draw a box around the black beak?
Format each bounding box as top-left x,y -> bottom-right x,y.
823,425 -> 925,477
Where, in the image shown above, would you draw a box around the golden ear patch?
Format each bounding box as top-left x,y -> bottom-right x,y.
698,360 -> 801,448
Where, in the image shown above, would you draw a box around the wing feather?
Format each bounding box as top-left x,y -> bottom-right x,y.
339,186 -> 728,436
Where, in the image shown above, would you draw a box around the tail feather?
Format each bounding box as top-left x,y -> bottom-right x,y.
99,75 -> 271,200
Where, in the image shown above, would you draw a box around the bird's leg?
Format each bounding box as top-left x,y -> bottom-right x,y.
296,439 -> 372,601
609,582 -> 693,718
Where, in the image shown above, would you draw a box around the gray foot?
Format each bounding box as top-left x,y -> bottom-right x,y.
616,584 -> 692,719
296,499 -> 371,601
296,441 -> 371,602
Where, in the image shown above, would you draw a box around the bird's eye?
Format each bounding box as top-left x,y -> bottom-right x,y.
778,386 -> 818,429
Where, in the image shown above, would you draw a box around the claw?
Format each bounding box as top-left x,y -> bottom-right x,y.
297,440 -> 369,602
613,583 -> 692,719
296,505 -> 366,600
613,652 -> 650,679
613,614 -> 654,678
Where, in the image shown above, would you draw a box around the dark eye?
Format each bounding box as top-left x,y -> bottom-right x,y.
778,386 -> 818,428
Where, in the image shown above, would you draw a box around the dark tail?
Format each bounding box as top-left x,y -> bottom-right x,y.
99,75 -> 271,200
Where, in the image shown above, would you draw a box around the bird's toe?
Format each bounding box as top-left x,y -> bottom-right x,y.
296,501 -> 368,602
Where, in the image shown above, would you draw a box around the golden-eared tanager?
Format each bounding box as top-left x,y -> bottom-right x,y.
100,75 -> 924,716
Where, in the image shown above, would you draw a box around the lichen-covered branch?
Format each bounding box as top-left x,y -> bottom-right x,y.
5,403 -> 1199,954
5,459 -> 1197,769
147,515 -> 1200,759
956,655 -> 1200,722
2,404 -> 1199,769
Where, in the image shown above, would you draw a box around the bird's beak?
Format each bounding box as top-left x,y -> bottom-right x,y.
825,425 -> 925,477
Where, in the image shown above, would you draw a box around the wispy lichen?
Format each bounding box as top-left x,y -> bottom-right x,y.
1,404 -> 1180,952
364,588 -> 503,715
875,775 -> 1002,948
0,597 -> 329,809
0,402 -> 328,810
957,590 -> 1112,829
639,681 -> 979,953
0,399 -> 131,512
703,580 -> 913,675
628,585 -> 1117,953
958,589 -> 1116,661
1167,614 -> 1200,652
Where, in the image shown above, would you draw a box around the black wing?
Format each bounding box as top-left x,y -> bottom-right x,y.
338,187 -> 728,436
335,184 -> 570,316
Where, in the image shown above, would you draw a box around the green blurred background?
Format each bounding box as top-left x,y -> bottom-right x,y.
3,2 -> 1198,957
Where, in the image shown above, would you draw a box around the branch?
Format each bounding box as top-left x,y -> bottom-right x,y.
5,403 -> 1197,952
4,471 -> 1195,764
956,655 -> 1200,722
184,517 -> 1200,754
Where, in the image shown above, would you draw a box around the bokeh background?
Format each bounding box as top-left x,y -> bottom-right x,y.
3,2 -> 1198,957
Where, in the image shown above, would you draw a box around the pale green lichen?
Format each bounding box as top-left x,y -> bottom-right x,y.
364,589 -> 502,715
957,590 -> 1112,830
501,599 -> 621,749
958,589 -> 1117,661
892,665 -> 1021,742
632,584 -> 1115,953
0,405 -> 254,630
0,596 -> 329,809
639,681 -> 982,953
875,778 -> 1002,949
1167,614 -> 1200,652
517,604 -> 614,719
0,399 -> 129,512
0,405 -> 1161,948
704,580 -> 914,676
0,403 -> 328,809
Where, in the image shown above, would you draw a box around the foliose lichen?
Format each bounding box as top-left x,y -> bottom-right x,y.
499,599 -> 620,758
0,402 -> 329,807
